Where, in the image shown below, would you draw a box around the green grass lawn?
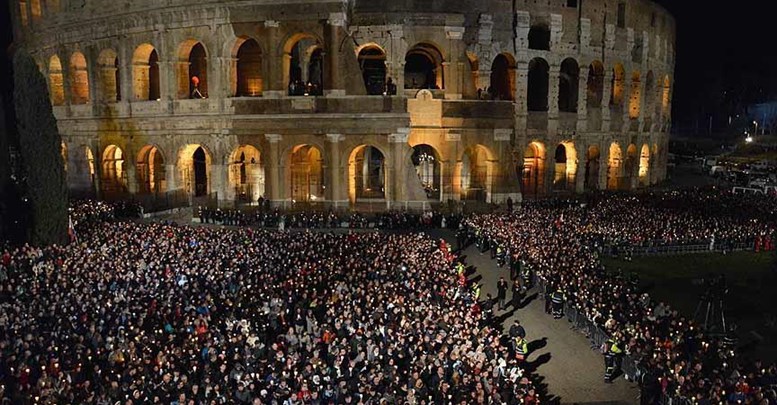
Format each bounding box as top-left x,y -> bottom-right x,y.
602,251 -> 777,361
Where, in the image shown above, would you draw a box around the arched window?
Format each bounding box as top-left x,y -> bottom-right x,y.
639,144 -> 650,187
102,145 -> 127,195
585,145 -> 600,190
132,44 -> 160,101
284,35 -> 324,96
558,58 -> 579,113
553,143 -> 577,190
358,46 -> 387,95
349,145 -> 386,201
48,55 -> 65,105
177,40 -> 208,99
98,49 -> 120,103
178,144 -> 211,197
411,144 -> 441,200
528,25 -> 551,51
527,58 -> 549,112
404,43 -> 444,90
229,145 -> 265,202
629,71 -> 641,119
460,145 -> 491,202
522,142 -> 545,197
586,61 -> 604,108
30,0 -> 41,20
610,63 -> 625,109
290,145 -> 324,202
234,38 -> 263,97
69,52 -> 90,104
489,54 -> 516,101
607,143 -> 622,190
137,145 -> 166,194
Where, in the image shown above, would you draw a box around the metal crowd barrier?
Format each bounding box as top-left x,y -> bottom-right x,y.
605,241 -> 757,257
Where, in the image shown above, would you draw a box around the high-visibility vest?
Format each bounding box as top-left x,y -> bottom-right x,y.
551,291 -> 564,303
516,338 -> 528,355
608,340 -> 622,355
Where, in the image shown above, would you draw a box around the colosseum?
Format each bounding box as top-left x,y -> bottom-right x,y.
11,0 -> 675,209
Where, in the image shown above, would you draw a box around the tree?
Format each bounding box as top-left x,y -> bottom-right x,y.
12,50 -> 68,245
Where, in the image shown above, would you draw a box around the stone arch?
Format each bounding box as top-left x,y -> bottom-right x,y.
639,143 -> 650,187
553,142 -> 577,191
624,144 -> 638,189
232,37 -> 263,97
586,60 -> 604,108
411,144 -> 441,200
559,58 -> 580,113
98,49 -> 120,102
136,145 -> 166,194
489,53 -> 516,101
229,145 -> 265,203
358,44 -> 387,95
405,42 -> 445,90
85,146 -> 96,188
178,144 -> 212,197
459,144 -> 494,202
177,40 -> 208,99
48,55 -> 65,106
661,75 -> 671,116
348,144 -> 387,203
522,141 -> 546,197
610,63 -> 625,109
629,71 -> 641,119
132,43 -> 160,101
606,142 -> 622,190
69,52 -> 90,104
527,58 -> 549,112
528,24 -> 550,51
101,144 -> 127,196
283,33 -> 324,96
584,145 -> 600,191
288,144 -> 325,202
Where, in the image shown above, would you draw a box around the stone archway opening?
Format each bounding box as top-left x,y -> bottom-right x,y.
178,144 -> 211,197
527,58 -> 549,112
98,49 -> 120,103
177,40 -> 208,99
358,46 -> 387,95
553,142 -> 577,191
404,43 -> 444,90
607,142 -> 622,190
69,52 -> 90,105
460,145 -> 492,202
639,144 -> 650,187
610,63 -> 625,111
522,142 -> 545,197
102,145 -> 127,196
137,145 -> 166,194
349,145 -> 386,202
233,37 -> 263,97
528,24 -> 550,51
85,146 -> 96,188
587,60 -> 604,108
489,53 -> 516,101
558,58 -> 579,113
229,145 -> 265,203
285,34 -> 324,96
48,55 -> 65,106
411,144 -> 441,200
625,144 -> 638,189
289,144 -> 324,202
585,145 -> 600,191
132,44 -> 160,101
629,71 -> 642,119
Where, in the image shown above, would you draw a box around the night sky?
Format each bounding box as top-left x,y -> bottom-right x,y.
2,1 -> 776,135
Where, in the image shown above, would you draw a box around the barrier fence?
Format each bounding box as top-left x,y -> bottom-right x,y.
603,241 -> 757,257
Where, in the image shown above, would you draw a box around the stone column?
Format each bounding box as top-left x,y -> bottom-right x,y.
576,64 -> 589,131
444,26 -> 465,99
574,142 -> 585,193
598,141 -> 608,190
264,20 -> 284,97
601,68 -> 613,127
325,12 -> 347,96
265,134 -> 283,204
548,63 -> 561,135
326,133 -> 347,208
126,161 -> 138,194
387,129 -> 411,208
165,164 -> 177,191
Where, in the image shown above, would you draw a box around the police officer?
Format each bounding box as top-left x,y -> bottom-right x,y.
514,335 -> 529,362
551,287 -> 565,319
603,337 -> 623,383
495,245 -> 505,267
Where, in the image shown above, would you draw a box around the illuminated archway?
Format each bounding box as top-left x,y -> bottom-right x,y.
553,142 -> 577,191
606,142 -> 622,190
585,145 -> 600,191
358,45 -> 387,95
639,144 -> 650,187
527,58 -> 549,112
137,145 -> 166,194
610,63 -> 625,109
405,43 -> 444,90
661,75 -> 671,116
177,40 -> 208,99
489,53 -> 516,100
624,144 -> 638,189
98,49 -> 120,102
349,145 -> 386,202
69,52 -> 90,104
522,142 -> 546,196
284,34 -> 324,96
232,37 -> 263,97
289,144 -> 324,202
101,145 -> 127,195
178,145 -> 211,197
587,60 -> 604,108
558,58 -> 579,113
411,144 -> 441,200
629,71 -> 641,119
48,55 -> 65,106
85,146 -> 96,188
460,145 -> 492,201
229,145 -> 265,202
132,44 -> 160,101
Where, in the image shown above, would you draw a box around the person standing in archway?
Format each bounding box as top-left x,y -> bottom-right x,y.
191,76 -> 204,99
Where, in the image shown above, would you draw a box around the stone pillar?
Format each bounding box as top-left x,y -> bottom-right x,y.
211,162 -> 228,203
576,64 -> 589,131
515,62 -> 529,116
265,134 -> 283,204
601,68 -> 613,127
324,12 -> 347,96
575,142 -> 585,193
444,26 -> 465,99
158,61 -> 175,101
175,61 -> 189,99
387,129 -> 411,208
126,161 -> 138,194
165,164 -> 177,191
598,142 -> 608,190
491,129 -> 521,203
326,133 -> 347,208
264,20 -> 284,97
548,63 -> 561,135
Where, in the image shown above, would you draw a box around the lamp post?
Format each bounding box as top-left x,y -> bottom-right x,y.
754,120 -> 759,136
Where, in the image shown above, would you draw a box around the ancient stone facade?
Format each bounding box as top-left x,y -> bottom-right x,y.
11,0 -> 675,209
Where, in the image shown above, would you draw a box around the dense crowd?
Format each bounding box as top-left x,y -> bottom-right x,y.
1,203 -> 534,404
465,189 -> 777,403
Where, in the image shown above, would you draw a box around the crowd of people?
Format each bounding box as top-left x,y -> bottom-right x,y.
1,202 -> 535,404
465,188 -> 777,403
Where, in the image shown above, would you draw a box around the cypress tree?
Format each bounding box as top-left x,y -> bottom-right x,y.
12,50 -> 68,245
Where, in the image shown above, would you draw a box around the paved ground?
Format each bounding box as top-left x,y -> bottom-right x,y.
427,229 -> 640,405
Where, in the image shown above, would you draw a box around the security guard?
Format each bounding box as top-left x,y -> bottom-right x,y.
495,245 -> 505,267
514,335 -> 529,362
551,288 -> 565,319
471,283 -> 481,302
603,337 -> 623,383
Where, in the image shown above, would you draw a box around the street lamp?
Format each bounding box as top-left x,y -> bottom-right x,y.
753,120 -> 758,136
